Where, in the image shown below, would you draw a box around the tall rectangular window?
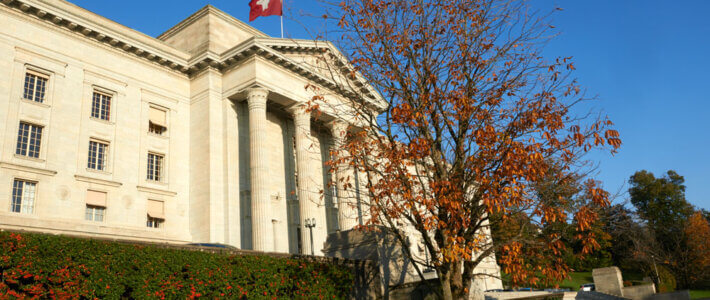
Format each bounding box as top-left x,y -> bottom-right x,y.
146,199 -> 165,228
85,190 -> 107,222
11,179 -> 36,214
148,106 -> 167,135
87,140 -> 109,171
147,153 -> 164,182
23,72 -> 48,103
15,122 -> 43,158
91,91 -> 111,121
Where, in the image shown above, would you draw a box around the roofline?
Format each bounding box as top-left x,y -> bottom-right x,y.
34,0 -> 190,60
2,0 -> 384,108
157,4 -> 267,41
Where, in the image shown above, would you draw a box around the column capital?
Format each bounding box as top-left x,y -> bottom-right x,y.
328,119 -> 348,141
246,87 -> 269,110
288,103 -> 311,125
287,102 -> 308,115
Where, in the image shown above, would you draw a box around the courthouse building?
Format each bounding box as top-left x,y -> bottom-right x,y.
0,0 -> 381,256
0,0 -> 505,293
0,2 -> 504,292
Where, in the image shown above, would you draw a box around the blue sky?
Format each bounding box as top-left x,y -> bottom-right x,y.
66,0 -> 709,210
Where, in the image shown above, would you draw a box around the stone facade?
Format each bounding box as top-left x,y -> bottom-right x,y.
0,0 -> 369,254
0,2 -> 503,291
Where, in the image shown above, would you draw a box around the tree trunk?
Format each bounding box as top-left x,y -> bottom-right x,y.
440,268 -> 454,300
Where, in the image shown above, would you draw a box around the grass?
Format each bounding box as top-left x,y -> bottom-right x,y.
560,272 -> 710,299
558,271 -> 644,291
690,290 -> 710,299
559,272 -> 593,291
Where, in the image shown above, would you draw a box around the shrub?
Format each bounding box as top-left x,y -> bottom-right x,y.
0,231 -> 354,299
655,265 -> 676,293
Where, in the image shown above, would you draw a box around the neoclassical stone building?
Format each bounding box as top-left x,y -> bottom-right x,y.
0,0 -> 503,292
0,0 -> 376,255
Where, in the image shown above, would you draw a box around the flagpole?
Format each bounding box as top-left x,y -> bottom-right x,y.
280,0 -> 284,38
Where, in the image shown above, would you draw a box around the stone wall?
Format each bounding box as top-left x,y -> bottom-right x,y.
593,267 -> 625,297
622,284 -> 656,300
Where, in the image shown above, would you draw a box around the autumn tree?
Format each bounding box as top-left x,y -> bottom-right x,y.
679,212 -> 710,287
307,0 -> 620,298
621,170 -> 710,289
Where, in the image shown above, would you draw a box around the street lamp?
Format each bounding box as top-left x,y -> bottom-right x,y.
651,255 -> 661,286
305,218 -> 316,256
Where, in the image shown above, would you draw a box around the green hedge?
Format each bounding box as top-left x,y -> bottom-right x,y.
0,231 -> 353,299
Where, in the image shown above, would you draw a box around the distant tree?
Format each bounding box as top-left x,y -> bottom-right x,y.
701,208 -> 710,225
598,204 -> 639,268
627,170 -> 704,289
310,0 -> 621,298
678,212 -> 710,287
628,170 -> 693,253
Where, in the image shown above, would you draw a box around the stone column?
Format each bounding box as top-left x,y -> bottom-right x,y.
247,87 -> 273,252
291,103 -> 321,255
329,120 -> 358,230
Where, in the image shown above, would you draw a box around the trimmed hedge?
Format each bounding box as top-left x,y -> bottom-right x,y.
0,231 -> 353,299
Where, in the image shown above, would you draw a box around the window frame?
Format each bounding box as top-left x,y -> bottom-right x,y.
85,205 -> 106,222
146,152 -> 165,182
147,105 -> 168,137
90,88 -> 114,122
146,215 -> 164,228
87,139 -> 110,172
22,70 -> 50,104
15,121 -> 43,159
11,179 -> 37,214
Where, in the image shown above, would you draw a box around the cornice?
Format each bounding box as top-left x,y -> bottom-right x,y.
1,0 -> 191,74
0,161 -> 57,176
136,185 -> 177,197
215,39 -> 380,104
74,175 -> 122,187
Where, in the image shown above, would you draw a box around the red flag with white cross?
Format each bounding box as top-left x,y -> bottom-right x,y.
249,0 -> 283,21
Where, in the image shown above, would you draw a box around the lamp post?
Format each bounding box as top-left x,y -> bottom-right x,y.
651,255 -> 661,286
305,218 -> 316,256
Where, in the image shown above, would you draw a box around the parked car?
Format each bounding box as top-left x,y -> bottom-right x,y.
580,283 -> 595,291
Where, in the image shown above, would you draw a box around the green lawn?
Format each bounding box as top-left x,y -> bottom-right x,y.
559,272 -> 593,291
690,290 -> 710,300
559,272 -> 710,299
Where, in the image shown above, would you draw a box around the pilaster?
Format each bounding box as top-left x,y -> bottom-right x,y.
189,68 -> 226,243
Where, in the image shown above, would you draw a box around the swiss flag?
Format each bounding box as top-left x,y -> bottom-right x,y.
249,0 -> 283,21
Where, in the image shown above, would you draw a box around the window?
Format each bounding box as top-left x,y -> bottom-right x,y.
87,140 -> 109,171
23,72 -> 48,103
15,122 -> 43,158
146,199 -> 165,228
85,206 -> 105,222
11,179 -> 36,214
147,216 -> 163,228
147,153 -> 164,182
85,190 -> 106,222
148,107 -> 167,135
91,91 -> 111,121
